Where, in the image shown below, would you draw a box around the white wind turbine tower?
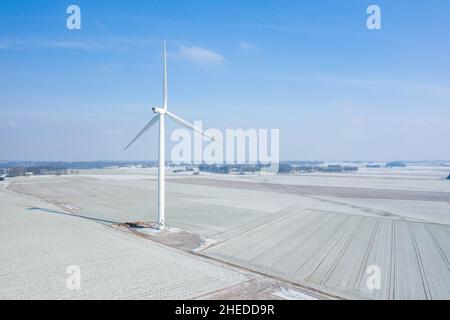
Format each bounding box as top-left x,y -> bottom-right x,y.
124,41 -> 217,230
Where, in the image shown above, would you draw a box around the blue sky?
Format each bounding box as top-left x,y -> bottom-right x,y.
0,0 -> 449,161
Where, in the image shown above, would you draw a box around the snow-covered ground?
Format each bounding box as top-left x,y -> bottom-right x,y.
2,165 -> 450,299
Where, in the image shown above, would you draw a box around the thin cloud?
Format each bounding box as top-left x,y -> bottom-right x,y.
0,38 -> 115,51
42,40 -> 111,51
175,46 -> 225,65
0,120 -> 20,128
345,116 -> 366,126
0,36 -> 162,52
279,73 -> 450,97
238,41 -> 257,51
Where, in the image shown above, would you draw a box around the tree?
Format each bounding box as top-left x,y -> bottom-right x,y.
386,161 -> 406,168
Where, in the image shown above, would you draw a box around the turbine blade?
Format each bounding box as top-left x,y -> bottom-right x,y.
123,115 -> 159,151
163,41 -> 168,110
166,111 -> 221,143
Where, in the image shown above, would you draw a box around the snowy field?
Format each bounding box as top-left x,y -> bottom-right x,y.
2,165 -> 449,299
0,183 -> 248,299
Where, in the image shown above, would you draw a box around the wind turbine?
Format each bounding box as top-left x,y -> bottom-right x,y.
124,41 -> 217,230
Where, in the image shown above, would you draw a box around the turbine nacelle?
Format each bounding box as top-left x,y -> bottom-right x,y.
152,107 -> 166,114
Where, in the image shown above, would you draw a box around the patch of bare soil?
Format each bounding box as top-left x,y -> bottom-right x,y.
115,222 -> 206,251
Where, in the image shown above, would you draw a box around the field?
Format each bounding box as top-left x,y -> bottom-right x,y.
1,165 -> 449,299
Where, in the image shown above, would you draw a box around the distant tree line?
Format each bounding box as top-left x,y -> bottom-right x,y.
6,166 -> 68,177
366,164 -> 382,168
0,160 -> 159,171
1,161 -> 363,176
386,161 -> 406,167
279,164 -> 359,174
198,164 -> 266,174
283,161 -> 324,166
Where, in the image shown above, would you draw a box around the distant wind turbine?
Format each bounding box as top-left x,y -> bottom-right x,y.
124,41 -> 217,230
